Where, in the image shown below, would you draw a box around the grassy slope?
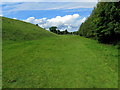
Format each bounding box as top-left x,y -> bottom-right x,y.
2,17 -> 118,88
2,17 -> 56,41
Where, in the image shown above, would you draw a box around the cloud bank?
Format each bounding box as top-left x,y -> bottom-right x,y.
23,14 -> 86,32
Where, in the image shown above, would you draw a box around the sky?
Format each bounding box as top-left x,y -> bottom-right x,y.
1,2 -> 98,32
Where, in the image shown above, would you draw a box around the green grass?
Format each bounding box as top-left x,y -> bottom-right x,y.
2,17 -> 118,88
2,17 -> 56,41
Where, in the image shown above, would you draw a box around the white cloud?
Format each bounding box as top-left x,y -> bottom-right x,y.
2,0 -> 98,2
13,18 -> 17,19
24,17 -> 35,22
3,0 -> 118,2
2,2 -> 97,13
81,17 -> 86,23
23,14 -> 86,32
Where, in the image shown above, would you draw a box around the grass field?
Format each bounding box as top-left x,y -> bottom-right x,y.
2,17 -> 118,88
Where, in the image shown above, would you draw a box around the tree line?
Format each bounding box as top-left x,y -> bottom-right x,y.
49,26 -> 78,35
78,2 -> 120,45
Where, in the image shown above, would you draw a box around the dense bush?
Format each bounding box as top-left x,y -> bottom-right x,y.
78,2 -> 120,44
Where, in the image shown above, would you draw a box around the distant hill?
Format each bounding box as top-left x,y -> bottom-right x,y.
2,17 -> 56,41
78,2 -> 120,44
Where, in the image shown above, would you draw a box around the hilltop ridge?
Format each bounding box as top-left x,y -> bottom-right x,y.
2,17 -> 56,41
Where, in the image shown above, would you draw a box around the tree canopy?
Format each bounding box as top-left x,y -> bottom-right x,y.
78,2 -> 120,44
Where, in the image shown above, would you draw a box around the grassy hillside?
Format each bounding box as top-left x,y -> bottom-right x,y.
2,17 -> 56,41
2,17 -> 118,88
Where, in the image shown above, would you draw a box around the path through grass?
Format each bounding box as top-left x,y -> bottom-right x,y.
3,35 -> 118,88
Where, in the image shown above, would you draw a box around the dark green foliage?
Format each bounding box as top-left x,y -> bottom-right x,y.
49,26 -> 70,35
49,26 -> 57,33
49,26 -> 79,35
73,31 -> 79,35
64,29 -> 68,34
36,24 -> 39,26
57,30 -> 61,34
78,2 -> 120,44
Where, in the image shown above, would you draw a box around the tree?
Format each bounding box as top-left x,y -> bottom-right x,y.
64,29 -> 68,34
57,30 -> 61,34
78,2 -> 120,44
36,24 -> 39,26
49,26 -> 57,34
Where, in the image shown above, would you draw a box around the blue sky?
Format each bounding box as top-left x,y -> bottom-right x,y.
2,8 -> 93,20
1,2 -> 97,32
